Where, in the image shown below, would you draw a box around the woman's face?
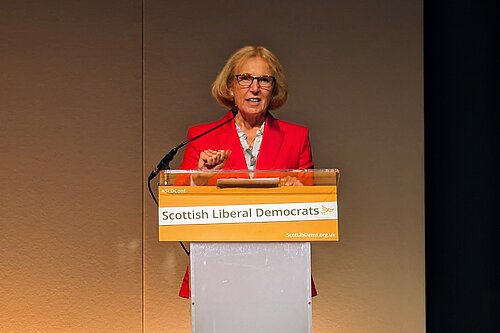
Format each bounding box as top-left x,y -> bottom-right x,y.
231,57 -> 274,119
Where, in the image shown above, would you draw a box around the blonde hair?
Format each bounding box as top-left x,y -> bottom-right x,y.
212,46 -> 288,110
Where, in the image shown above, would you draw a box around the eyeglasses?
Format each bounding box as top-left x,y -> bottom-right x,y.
235,74 -> 275,89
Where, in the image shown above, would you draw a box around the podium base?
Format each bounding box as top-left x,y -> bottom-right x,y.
190,242 -> 312,333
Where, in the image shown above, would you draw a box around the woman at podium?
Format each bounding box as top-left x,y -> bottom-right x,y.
179,45 -> 314,177
178,45 -> 317,297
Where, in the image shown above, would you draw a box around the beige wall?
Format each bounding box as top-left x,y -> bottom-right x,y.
1,0 -> 423,332
0,1 -> 143,332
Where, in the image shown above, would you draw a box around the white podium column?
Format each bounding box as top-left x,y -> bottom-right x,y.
190,242 -> 312,333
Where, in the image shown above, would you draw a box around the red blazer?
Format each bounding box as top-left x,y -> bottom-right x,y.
177,111 -> 317,298
179,111 -> 314,170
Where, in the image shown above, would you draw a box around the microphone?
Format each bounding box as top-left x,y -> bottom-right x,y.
148,106 -> 238,181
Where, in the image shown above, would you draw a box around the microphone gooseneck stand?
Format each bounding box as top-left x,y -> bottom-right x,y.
147,107 -> 239,256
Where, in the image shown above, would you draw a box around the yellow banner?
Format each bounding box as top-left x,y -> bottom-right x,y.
158,185 -> 338,241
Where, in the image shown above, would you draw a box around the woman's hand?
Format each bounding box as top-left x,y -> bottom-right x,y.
279,176 -> 304,186
193,149 -> 231,185
197,149 -> 231,170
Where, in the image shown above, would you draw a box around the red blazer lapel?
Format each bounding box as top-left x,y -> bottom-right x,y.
216,120 -> 247,170
256,113 -> 283,169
